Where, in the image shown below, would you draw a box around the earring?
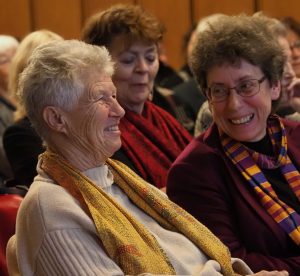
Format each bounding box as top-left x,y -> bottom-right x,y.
148,90 -> 153,101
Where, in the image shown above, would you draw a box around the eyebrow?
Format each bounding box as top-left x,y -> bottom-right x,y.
123,46 -> 157,55
211,75 -> 259,85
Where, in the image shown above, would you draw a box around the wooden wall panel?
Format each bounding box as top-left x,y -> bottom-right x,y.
3,0 -> 300,70
259,0 -> 300,21
138,0 -> 191,69
0,0 -> 31,40
32,0 -> 82,39
193,0 -> 255,23
82,0 -> 134,21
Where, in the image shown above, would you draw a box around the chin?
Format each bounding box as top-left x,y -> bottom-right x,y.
110,142 -> 122,154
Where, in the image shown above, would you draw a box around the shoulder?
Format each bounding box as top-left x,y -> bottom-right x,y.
283,118 -> 300,136
168,125 -> 227,194
173,124 -> 222,166
3,117 -> 43,151
4,117 -> 38,137
17,173 -> 93,235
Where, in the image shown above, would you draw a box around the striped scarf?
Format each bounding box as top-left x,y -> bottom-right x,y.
220,115 -> 300,245
41,151 -> 235,275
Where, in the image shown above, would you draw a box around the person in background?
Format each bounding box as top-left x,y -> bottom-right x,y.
3,30 -> 63,187
82,4 -> 192,190
0,35 -> 19,184
167,14 -> 300,275
173,14 -> 226,135
5,39 -> 284,276
282,17 -> 300,78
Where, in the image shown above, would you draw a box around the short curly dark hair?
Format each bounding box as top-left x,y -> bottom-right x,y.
190,14 -> 285,101
82,4 -> 165,48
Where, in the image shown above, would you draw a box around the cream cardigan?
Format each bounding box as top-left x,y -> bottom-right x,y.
7,161 -> 251,276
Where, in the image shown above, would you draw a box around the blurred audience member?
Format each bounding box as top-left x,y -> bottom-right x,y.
173,14 -> 227,134
0,35 -> 19,184
3,30 -> 63,187
282,17 -> 300,78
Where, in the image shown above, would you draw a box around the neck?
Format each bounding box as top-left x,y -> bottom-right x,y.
124,103 -> 145,115
48,143 -> 106,172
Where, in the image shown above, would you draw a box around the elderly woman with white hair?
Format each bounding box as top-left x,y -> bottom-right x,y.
5,39 -> 287,276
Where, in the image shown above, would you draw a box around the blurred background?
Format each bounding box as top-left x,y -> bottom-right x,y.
1,0 -> 300,70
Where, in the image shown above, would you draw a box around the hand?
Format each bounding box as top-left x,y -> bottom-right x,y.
249,270 -> 289,276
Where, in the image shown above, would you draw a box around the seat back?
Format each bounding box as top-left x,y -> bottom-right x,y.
0,193 -> 22,276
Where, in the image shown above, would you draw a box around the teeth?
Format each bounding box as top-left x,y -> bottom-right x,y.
230,114 -> 253,125
106,125 -> 119,131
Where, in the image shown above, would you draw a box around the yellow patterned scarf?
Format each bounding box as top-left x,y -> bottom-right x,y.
41,151 -> 235,275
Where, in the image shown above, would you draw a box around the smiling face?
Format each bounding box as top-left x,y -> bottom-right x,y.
108,38 -> 159,114
63,70 -> 125,166
207,59 -> 280,142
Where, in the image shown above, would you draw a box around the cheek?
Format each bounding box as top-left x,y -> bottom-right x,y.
114,64 -> 132,82
113,67 -> 131,90
150,62 -> 159,79
76,108 -> 103,137
210,104 -> 223,121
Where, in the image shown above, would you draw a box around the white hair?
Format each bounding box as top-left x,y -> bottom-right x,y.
0,35 -> 19,53
18,39 -> 114,141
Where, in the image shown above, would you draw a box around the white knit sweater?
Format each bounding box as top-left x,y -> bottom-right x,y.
6,161 -> 252,276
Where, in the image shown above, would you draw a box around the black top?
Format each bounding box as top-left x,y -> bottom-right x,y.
3,117 -> 44,187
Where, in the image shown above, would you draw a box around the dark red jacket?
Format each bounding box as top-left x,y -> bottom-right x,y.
167,119 -> 300,275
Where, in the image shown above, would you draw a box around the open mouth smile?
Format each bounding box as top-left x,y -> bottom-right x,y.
230,114 -> 254,125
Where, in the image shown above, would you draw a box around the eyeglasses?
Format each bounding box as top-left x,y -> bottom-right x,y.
206,76 -> 266,103
290,40 -> 300,51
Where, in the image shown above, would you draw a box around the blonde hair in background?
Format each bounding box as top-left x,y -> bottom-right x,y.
8,30 -> 63,121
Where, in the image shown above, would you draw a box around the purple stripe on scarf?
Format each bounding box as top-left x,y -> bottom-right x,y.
279,212 -> 300,232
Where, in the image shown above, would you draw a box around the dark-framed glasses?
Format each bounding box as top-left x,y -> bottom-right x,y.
206,76 -> 266,103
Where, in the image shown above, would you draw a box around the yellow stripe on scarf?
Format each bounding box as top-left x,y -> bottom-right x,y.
41,151 -> 235,275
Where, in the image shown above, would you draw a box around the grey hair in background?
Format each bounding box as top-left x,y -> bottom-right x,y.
0,35 -> 19,53
18,39 -> 114,140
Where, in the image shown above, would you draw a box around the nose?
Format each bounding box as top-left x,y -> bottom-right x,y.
226,89 -> 244,110
110,98 -> 125,118
135,57 -> 148,73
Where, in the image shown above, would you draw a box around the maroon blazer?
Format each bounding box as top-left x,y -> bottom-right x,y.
167,119 -> 300,275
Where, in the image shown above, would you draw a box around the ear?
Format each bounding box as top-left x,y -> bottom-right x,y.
43,106 -> 67,134
270,80 -> 281,100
